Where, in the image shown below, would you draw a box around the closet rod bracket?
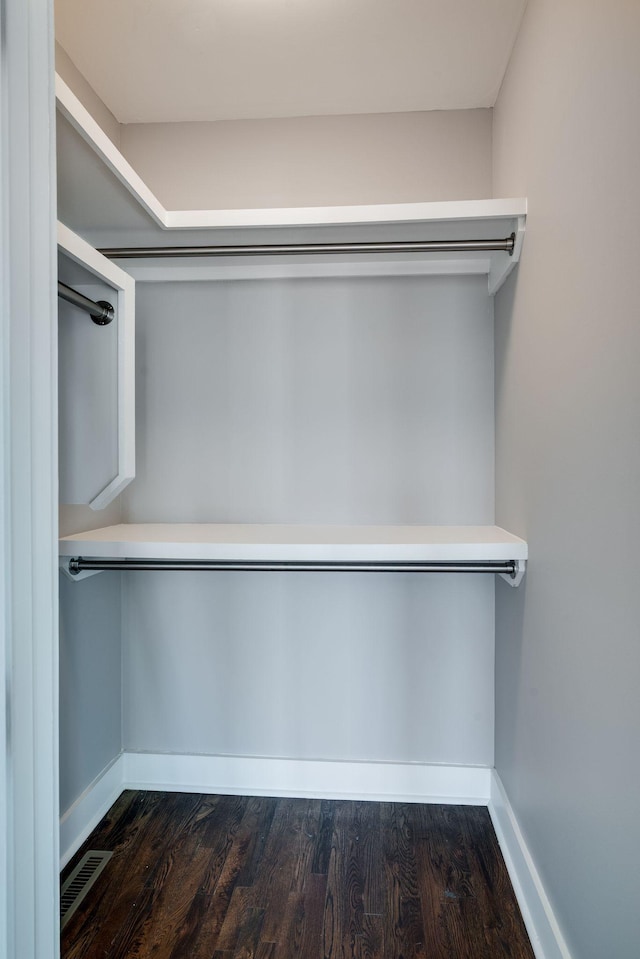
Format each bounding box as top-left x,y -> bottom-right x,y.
499,558 -> 526,587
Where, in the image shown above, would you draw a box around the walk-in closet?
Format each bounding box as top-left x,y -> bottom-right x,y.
2,2 -> 639,958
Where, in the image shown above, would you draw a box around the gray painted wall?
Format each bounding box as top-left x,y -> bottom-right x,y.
59,495 -> 123,816
493,1 -> 640,957
123,571 -> 494,764
119,109 -> 492,210
121,275 -> 497,763
54,44 -> 492,211
123,277 -> 494,525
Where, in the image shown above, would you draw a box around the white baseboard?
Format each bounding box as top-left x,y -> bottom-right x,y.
122,752 -> 491,805
488,771 -> 572,959
59,754 -> 124,868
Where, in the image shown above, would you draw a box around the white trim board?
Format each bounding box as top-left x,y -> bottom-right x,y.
59,755 -> 124,869
121,753 -> 491,804
164,200 -> 527,231
2,0 -> 59,955
488,771 -> 573,959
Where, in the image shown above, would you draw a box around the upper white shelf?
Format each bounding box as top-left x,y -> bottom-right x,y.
56,75 -> 526,293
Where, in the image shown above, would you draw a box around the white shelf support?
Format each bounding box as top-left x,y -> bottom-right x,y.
489,215 -> 526,294
499,559 -> 527,588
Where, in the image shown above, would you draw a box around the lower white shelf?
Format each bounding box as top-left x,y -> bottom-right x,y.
59,523 -> 527,585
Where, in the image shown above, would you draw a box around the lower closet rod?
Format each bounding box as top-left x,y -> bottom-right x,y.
69,558 -> 518,576
99,235 -> 516,259
57,281 -> 114,325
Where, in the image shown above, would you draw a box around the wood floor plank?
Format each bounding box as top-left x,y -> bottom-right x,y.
253,799 -> 312,943
457,806 -> 535,959
233,906 -> 266,959
235,797 -> 279,887
131,797 -> 244,959
322,799 -> 365,958
161,795 -> 249,959
182,797 -> 274,956
61,792 -> 536,959
411,802 -> 490,959
381,802 -> 428,959
136,845 -> 214,959
290,799 -> 322,893
320,799 -> 382,957
310,800 -> 335,876
355,913 -> 384,959
255,944 -> 277,959
270,872 -> 326,959
413,803 -> 476,900
357,801 -> 383,916
216,887 -> 256,953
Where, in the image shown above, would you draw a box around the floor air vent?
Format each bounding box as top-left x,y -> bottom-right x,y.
60,850 -> 113,929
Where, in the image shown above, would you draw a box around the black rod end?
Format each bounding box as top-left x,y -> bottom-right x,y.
91,301 -> 115,325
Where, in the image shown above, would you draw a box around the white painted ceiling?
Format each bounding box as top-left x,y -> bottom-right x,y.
55,0 -> 527,124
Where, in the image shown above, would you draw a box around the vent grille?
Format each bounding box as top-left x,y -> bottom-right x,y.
60,850 -> 113,929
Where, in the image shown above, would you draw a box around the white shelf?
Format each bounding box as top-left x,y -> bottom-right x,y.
60,522 -> 527,570
56,75 -> 526,293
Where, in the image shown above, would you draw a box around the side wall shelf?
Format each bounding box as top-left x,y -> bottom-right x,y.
58,223 -> 135,509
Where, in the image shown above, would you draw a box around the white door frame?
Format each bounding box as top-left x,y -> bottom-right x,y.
1,0 -> 59,957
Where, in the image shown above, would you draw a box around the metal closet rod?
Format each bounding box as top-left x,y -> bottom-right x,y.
99,234 -> 516,260
58,281 -> 115,325
69,557 -> 518,577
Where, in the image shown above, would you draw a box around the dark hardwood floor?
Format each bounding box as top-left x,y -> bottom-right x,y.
61,791 -> 535,959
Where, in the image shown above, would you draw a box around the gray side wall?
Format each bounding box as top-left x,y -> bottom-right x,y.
493,1 -> 640,957
121,275 -> 497,763
59,572 -> 121,814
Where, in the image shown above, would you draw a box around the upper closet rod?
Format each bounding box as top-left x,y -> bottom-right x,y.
58,281 -> 115,325
100,234 -> 516,260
